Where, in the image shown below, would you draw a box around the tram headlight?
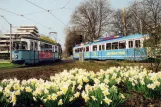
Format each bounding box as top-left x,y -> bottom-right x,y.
14,54 -> 18,59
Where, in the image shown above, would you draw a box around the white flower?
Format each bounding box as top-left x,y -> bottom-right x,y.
147,84 -> 156,90
51,93 -> 57,100
91,96 -> 97,101
61,85 -> 69,94
94,78 -> 100,84
83,76 -> 89,83
102,90 -> 110,96
25,87 -> 32,93
120,93 -> 125,99
103,97 -> 112,105
0,86 -> 3,92
154,81 -> 160,87
77,85 -> 82,90
81,91 -> 89,102
58,99 -> 63,106
74,92 -> 80,98
69,97 -> 74,102
33,97 -> 37,101
10,94 -> 17,106
14,90 -> 20,95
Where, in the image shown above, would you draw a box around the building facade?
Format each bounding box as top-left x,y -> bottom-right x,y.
0,25 -> 39,54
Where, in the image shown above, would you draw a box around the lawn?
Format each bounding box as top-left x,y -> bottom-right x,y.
0,62 -> 22,69
0,60 -> 158,80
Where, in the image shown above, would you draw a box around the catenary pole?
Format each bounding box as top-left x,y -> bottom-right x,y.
0,15 -> 12,62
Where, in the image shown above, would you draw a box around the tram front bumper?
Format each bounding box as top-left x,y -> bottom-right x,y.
12,60 -> 25,64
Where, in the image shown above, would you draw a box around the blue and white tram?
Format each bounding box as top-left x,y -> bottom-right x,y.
73,34 -> 149,61
12,36 -> 62,65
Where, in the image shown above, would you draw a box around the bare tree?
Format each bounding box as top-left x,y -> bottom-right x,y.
130,0 -> 161,72
64,27 -> 82,56
111,9 -> 136,35
71,0 -> 112,41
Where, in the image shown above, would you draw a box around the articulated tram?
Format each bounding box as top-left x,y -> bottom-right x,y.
73,34 -> 150,61
12,36 -> 62,65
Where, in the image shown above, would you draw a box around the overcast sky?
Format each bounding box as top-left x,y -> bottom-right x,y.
0,0 -> 133,49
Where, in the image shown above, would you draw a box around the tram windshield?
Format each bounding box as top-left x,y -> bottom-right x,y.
13,41 -> 28,50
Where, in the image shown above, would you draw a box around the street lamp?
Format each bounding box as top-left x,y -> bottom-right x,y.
0,15 -> 12,62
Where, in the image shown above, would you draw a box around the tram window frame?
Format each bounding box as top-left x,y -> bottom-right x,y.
79,48 -> 82,52
128,40 -> 133,48
99,45 -> 101,51
48,44 -> 52,52
102,44 -> 105,50
35,42 -> 38,50
106,43 -> 111,50
52,46 -> 54,52
112,42 -> 118,49
55,46 -> 57,52
75,48 -> 77,53
93,45 -> 97,51
30,42 -> 33,50
119,41 -> 126,49
135,40 -> 141,48
22,42 -> 28,50
86,46 -> 89,52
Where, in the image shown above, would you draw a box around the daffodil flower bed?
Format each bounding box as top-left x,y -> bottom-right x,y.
0,66 -> 161,107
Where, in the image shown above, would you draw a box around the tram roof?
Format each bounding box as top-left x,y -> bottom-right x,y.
74,34 -> 149,48
18,35 -> 59,46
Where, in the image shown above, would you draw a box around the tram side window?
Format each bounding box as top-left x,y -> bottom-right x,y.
30,42 -> 33,50
135,40 -> 140,48
106,43 -> 111,50
77,48 -> 79,52
35,42 -> 38,50
129,41 -> 133,48
86,46 -> 89,52
93,45 -> 97,51
22,42 -> 28,50
112,42 -> 118,49
119,41 -> 126,49
55,46 -> 57,52
99,45 -> 101,51
48,45 -> 52,52
79,48 -> 81,52
102,45 -> 105,50
75,49 -> 77,53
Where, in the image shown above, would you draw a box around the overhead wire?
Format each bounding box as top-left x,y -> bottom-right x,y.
25,0 -> 71,26
0,15 -> 11,24
24,0 -> 79,38
63,0 -> 72,8
0,8 -> 51,30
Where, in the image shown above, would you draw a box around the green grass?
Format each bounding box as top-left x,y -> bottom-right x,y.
0,63 -> 22,69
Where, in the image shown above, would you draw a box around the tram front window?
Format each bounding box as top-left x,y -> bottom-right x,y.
13,41 -> 28,50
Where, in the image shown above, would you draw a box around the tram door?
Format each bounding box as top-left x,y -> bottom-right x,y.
92,45 -> 98,59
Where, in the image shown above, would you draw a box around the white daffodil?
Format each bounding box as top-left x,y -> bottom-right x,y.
58,99 -> 63,106
25,87 -> 32,93
103,97 -> 112,105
